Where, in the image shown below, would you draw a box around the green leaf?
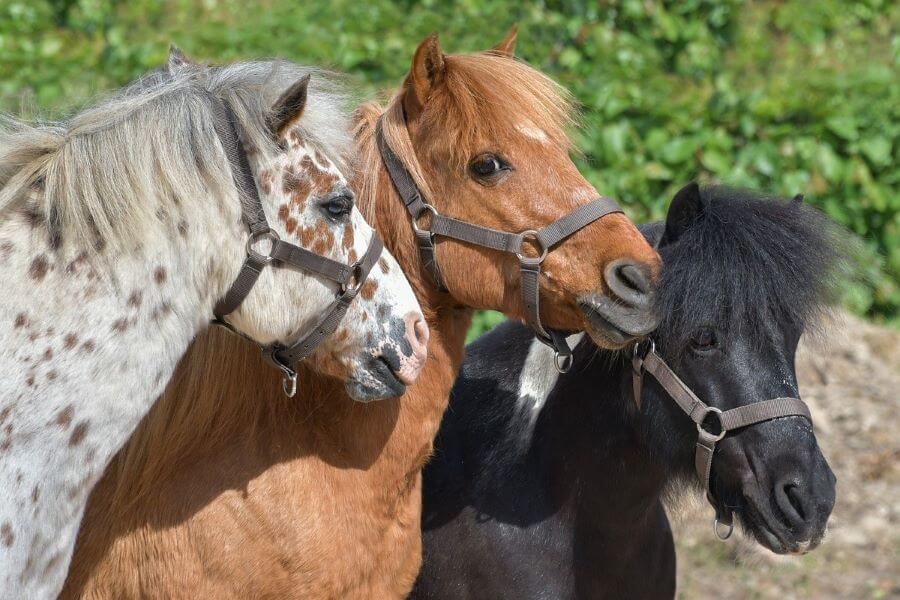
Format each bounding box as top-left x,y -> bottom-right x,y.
825,115 -> 859,141
859,137 -> 892,167
659,137 -> 698,165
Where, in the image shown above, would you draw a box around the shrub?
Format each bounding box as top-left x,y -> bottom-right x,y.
2,0 -> 895,339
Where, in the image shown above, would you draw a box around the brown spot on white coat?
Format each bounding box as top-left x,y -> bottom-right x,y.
29,255 -> 49,281
69,421 -> 89,446
1,522 -> 13,547
55,405 -> 74,429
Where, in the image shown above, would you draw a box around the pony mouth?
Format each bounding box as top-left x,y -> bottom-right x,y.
345,355 -> 407,402
578,300 -> 642,348
736,491 -> 825,555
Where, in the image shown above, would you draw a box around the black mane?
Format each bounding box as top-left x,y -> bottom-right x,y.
643,186 -> 847,352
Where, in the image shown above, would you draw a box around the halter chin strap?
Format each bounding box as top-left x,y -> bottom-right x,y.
375,117 -> 622,372
632,341 -> 812,540
209,96 -> 383,398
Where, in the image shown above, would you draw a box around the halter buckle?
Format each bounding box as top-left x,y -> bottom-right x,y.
246,229 -> 280,264
515,230 -> 548,262
696,406 -> 727,442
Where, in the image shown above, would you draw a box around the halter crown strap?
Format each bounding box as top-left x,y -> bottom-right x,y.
375,117 -> 622,370
633,345 -> 812,533
209,96 -> 383,396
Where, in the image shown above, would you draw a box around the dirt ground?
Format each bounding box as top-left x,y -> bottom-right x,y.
670,312 -> 899,599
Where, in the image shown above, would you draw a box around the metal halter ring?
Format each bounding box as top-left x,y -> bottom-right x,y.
554,351 -> 573,374
516,230 -> 549,262
633,338 -> 656,362
282,371 -> 298,398
411,204 -> 439,235
714,517 -> 735,541
341,261 -> 366,295
696,406 -> 727,442
246,229 -> 280,264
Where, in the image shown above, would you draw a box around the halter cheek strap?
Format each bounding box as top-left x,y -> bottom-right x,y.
632,342 -> 812,539
209,97 -> 383,397
376,117 -> 622,372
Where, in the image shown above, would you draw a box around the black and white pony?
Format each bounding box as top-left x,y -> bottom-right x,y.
414,184 -> 843,599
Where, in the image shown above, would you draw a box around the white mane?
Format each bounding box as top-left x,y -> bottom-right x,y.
0,60 -> 354,251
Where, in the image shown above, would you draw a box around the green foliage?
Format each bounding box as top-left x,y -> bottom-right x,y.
2,0 -> 897,336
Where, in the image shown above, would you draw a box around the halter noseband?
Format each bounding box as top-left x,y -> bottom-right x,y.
632,340 -> 812,540
209,97 -> 383,398
375,117 -> 622,373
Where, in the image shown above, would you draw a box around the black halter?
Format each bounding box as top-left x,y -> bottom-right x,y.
631,340 -> 813,540
375,116 -> 622,373
209,97 -> 383,397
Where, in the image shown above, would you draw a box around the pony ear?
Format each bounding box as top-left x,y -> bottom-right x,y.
403,34 -> 446,122
660,182 -> 704,247
489,25 -> 518,57
167,44 -> 192,73
269,74 -> 311,141
792,193 -> 805,204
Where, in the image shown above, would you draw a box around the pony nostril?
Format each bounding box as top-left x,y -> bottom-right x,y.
785,484 -> 807,522
603,259 -> 654,305
617,264 -> 651,294
775,478 -> 810,530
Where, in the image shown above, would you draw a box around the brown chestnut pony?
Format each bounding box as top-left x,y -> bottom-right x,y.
63,31 -> 660,598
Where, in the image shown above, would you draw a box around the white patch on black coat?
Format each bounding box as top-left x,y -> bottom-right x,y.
512,333 -> 583,451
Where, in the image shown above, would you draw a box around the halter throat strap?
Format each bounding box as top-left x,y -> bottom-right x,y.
209,96 -> 382,397
632,343 -> 812,536
375,116 -> 622,372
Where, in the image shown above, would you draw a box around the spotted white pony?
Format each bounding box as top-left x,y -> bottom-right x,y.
0,52 -> 426,598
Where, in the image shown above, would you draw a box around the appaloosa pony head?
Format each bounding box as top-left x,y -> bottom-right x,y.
364,29 -> 660,348
178,56 -> 428,400
3,53 -> 427,402
639,183 -> 843,554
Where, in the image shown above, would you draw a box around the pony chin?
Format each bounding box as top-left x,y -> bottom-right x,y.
583,326 -> 633,351
344,372 -> 406,403
736,497 -> 827,556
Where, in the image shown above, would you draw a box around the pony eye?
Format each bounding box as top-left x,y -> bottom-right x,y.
320,194 -> 354,219
691,328 -> 718,351
469,153 -> 508,180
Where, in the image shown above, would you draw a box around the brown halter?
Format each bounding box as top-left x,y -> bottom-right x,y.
209,96 -> 383,398
631,340 -> 812,540
376,117 -> 622,372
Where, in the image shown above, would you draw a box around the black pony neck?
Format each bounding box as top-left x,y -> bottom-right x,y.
463,336 -> 673,525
